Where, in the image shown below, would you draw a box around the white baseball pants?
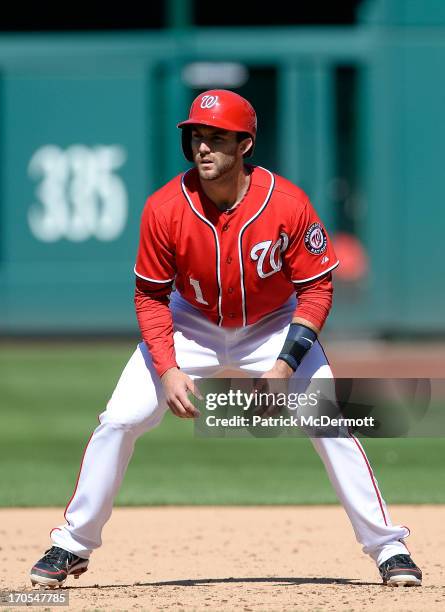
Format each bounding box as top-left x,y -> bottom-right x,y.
51,292 -> 410,566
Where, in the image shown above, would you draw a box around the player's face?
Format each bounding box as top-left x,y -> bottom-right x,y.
190,126 -> 251,181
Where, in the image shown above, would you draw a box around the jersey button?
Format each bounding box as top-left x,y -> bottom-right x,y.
226,256 -> 232,264
222,224 -> 229,231
228,312 -> 235,318
228,287 -> 234,294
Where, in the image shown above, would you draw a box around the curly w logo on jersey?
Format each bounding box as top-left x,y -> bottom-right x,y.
250,232 -> 289,279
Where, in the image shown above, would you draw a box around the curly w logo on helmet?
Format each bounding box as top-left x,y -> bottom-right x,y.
200,95 -> 219,109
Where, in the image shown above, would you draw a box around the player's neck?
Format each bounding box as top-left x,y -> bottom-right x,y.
199,166 -> 251,211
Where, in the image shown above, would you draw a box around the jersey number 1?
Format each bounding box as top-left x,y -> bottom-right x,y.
189,278 -> 209,305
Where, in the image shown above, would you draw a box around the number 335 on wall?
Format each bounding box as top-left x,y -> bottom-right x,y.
27,144 -> 128,242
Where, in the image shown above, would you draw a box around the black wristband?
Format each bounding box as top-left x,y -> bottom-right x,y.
277,323 -> 318,371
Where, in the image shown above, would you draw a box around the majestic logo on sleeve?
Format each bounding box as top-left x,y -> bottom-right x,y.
250,232 -> 289,278
304,223 -> 327,255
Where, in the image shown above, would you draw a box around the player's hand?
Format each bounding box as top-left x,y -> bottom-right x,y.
161,368 -> 203,419
261,359 -> 294,380
253,360 -> 294,417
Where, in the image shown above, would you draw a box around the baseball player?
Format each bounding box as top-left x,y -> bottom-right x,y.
30,90 -> 422,588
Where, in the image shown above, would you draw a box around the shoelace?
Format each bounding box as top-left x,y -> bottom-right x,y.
42,547 -> 74,566
381,554 -> 416,570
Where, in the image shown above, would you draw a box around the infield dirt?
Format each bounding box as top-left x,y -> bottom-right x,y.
1,505 -> 443,612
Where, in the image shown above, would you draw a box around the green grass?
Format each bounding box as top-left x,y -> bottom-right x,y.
0,343 -> 444,506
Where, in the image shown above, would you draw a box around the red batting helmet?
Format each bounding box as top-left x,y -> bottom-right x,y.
177,89 -> 257,162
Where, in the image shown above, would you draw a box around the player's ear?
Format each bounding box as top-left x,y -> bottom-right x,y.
239,137 -> 253,156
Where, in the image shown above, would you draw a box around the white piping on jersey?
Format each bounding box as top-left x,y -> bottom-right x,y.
291,260 -> 340,284
134,266 -> 175,283
181,171 -> 224,326
238,167 -> 275,326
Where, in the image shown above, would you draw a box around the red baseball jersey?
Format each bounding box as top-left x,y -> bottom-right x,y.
135,165 -> 339,328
